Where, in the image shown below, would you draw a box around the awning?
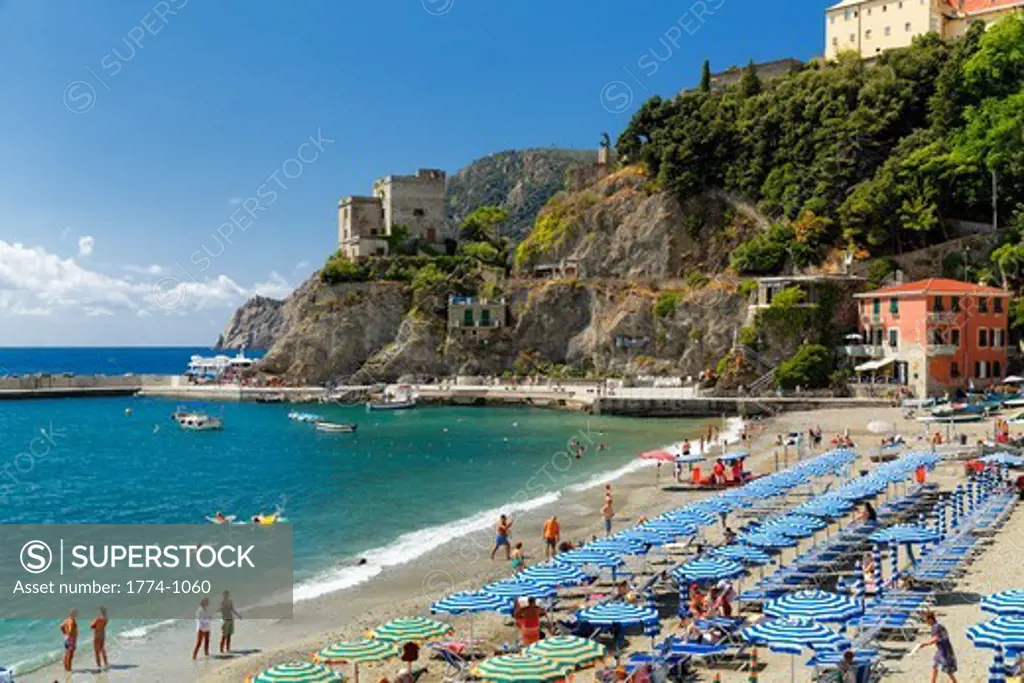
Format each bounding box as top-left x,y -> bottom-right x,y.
855,358 -> 895,372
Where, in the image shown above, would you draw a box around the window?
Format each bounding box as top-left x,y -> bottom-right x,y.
426,227 -> 437,242
995,328 -> 1005,347
884,26 -> 891,36
975,361 -> 983,378
845,8 -> 851,19
932,329 -> 943,345
882,3 -> 887,10
831,15 -> 836,24
413,208 -> 425,217
888,329 -> 899,348
994,361 -> 1002,379
480,309 -> 491,327
951,329 -> 961,346
951,296 -> 960,312
463,309 -> 474,326
898,1 -> 904,7
850,33 -> 856,42
833,37 -> 839,45
979,329 -> 988,347
995,298 -> 1004,313
865,29 -> 872,38
889,298 -> 899,314
979,297 -> 988,313
951,361 -> 960,378
905,21 -> 912,31
873,298 -> 881,315
867,7 -> 872,14
933,296 -> 944,312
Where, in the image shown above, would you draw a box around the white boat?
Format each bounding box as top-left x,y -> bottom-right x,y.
288,411 -> 324,423
185,347 -> 257,380
176,413 -> 223,431
316,422 -> 357,433
367,384 -> 417,411
915,414 -> 984,424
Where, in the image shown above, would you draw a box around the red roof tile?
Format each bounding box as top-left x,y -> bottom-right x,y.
954,0 -> 1024,14
854,277 -> 1009,297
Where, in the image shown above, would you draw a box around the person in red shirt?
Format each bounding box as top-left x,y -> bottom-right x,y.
1016,474 -> 1024,501
731,459 -> 743,484
712,460 -> 725,485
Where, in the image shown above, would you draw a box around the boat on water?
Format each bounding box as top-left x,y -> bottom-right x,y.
288,411 -> 324,423
367,384 -> 417,411
175,413 -> 223,431
185,347 -> 256,380
916,413 -> 985,424
316,422 -> 357,433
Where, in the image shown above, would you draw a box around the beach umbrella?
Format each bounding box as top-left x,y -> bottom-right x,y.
315,639 -> 399,683
639,519 -> 699,537
555,549 -> 625,569
690,498 -> 739,514
764,590 -> 863,625
473,653 -> 569,683
251,662 -> 343,683
713,544 -> 773,566
867,420 -> 894,434
672,556 -> 745,582
967,616 -> 1024,683
870,525 -> 939,545
585,538 -> 649,556
431,591 -> 512,615
575,602 -> 660,631
617,528 -> 674,546
792,497 -> 853,518
517,562 -> 591,587
638,449 -> 676,462
739,532 -> 798,549
983,590 -> 1024,617
742,617 -> 850,683
524,635 -> 607,668
665,508 -> 718,526
674,453 -> 706,464
719,450 -> 749,462
484,579 -> 558,601
370,616 -> 452,642
979,453 -> 1024,468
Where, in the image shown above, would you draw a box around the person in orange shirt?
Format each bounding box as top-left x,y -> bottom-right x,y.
542,516 -> 560,559
90,606 -> 109,670
60,608 -> 78,673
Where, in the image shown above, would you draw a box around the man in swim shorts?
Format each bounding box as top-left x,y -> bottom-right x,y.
490,514 -> 513,560
219,591 -> 242,653
60,608 -> 78,673
542,516 -> 560,559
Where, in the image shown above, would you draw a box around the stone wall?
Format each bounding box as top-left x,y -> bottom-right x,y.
377,169 -> 447,243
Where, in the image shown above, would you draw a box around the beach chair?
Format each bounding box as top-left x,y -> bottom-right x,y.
429,644 -> 472,683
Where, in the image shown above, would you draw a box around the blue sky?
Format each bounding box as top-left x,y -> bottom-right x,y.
0,0 -> 832,346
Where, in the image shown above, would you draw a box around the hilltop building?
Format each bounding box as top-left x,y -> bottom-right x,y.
825,0 -> 1024,59
339,168 -> 446,259
846,278 -> 1009,397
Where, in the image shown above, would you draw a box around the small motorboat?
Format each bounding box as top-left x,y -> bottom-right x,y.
366,398 -> 416,411
367,384 -> 417,411
176,413 -> 223,431
316,422 -> 357,433
288,411 -> 323,423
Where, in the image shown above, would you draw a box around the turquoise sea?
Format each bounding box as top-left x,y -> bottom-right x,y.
0,394 -> 699,671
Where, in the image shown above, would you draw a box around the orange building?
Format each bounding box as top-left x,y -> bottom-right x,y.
850,278 -> 1010,397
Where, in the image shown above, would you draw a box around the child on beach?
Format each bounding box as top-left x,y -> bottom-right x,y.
90,607 -> 108,670
59,608 -> 77,673
511,543 -> 526,572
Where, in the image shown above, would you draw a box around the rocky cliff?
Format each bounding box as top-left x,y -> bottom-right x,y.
222,163 -> 769,383
215,295 -> 287,350
446,149 -> 598,240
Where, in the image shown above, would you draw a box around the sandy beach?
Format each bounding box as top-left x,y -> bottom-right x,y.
22,405 -> 1018,683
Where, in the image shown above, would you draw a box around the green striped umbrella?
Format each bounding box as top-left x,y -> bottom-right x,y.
315,639 -> 398,683
250,661 -> 343,682
369,617 -> 452,642
524,636 -> 607,668
473,653 -> 569,683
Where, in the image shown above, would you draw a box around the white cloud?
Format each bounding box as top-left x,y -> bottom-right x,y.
0,240 -> 293,319
77,235 -> 94,257
122,264 -> 167,276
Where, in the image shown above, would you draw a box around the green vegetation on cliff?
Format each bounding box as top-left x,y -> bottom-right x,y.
617,18 -> 1024,272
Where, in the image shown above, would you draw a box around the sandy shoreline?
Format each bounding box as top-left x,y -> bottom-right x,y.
22,406 -> 1018,683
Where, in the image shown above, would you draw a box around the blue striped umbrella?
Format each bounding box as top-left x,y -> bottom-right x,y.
484,579 -> 558,601
742,618 -> 850,683
431,591 -> 512,615
575,602 -> 660,631
555,549 -> 624,569
640,519 -> 699,537
719,451 -> 749,462
967,616 -> 1024,683
689,498 -> 738,514
979,453 -> 1024,467
756,519 -> 822,539
517,562 -> 591,587
617,528 -> 674,546
713,544 -> 773,565
665,509 -> 718,526
672,556 -> 745,582
870,525 -> 940,545
792,497 -> 853,518
739,532 -> 798,549
983,590 -> 1024,617
764,590 -> 863,624
585,538 -> 649,556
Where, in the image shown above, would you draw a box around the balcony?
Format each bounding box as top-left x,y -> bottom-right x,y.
928,311 -> 958,324
840,345 -> 884,358
926,344 -> 958,356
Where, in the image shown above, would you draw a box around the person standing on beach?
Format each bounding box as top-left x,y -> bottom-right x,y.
90,606 -> 108,671
60,608 -> 78,673
490,514 -> 513,560
193,598 -> 212,660
542,516 -> 560,559
219,591 -> 242,654
917,611 -> 958,683
601,498 -> 614,536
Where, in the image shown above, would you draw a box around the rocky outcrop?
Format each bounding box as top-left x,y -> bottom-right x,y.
515,167 -> 764,279
446,149 -> 598,240
216,295 -> 287,350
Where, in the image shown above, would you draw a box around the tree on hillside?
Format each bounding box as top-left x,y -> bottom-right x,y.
700,60 -> 712,93
459,205 -> 510,271
740,59 -> 761,97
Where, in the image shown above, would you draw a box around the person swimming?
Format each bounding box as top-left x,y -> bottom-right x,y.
215,512 -> 227,523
